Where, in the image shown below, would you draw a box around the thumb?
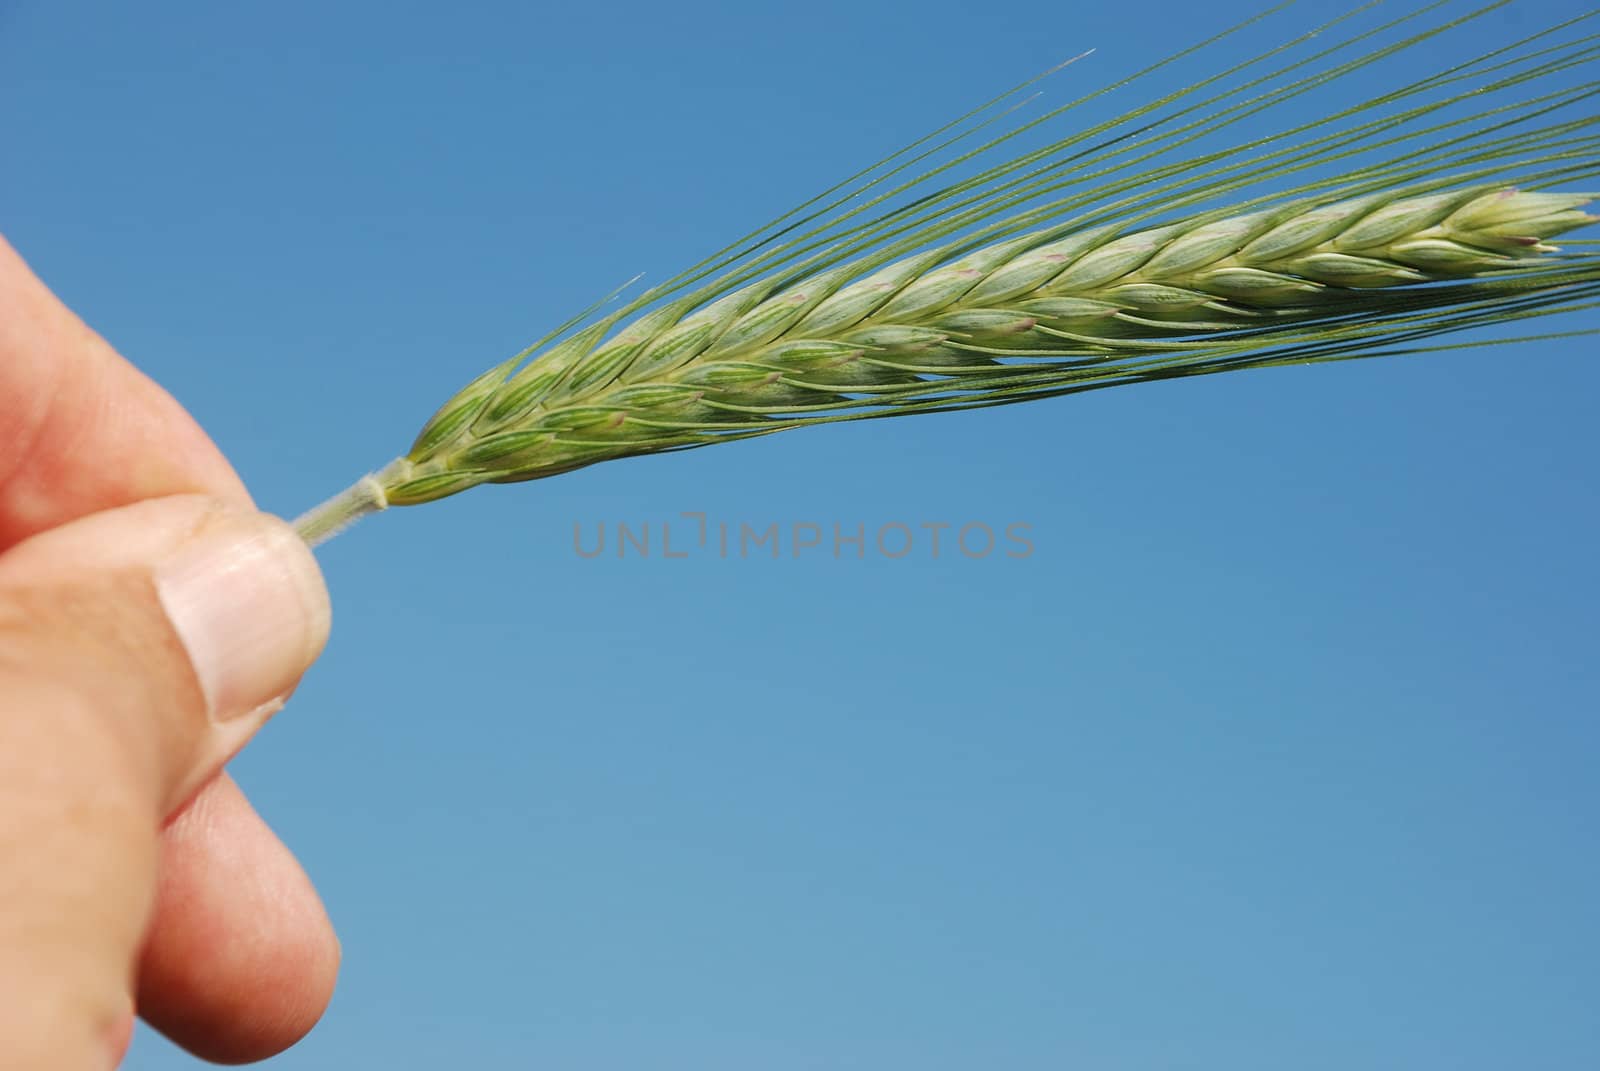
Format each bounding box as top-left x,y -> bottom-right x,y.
0,495 -> 329,1070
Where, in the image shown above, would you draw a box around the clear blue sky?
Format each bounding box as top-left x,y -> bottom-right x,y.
4,1 -> 1598,1067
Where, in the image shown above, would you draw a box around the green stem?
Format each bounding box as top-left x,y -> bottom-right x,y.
291,458 -> 411,547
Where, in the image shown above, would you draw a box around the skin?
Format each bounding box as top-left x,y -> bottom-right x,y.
0,235 -> 339,1066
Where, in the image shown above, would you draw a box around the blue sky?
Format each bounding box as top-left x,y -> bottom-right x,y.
4,1 -> 1598,1067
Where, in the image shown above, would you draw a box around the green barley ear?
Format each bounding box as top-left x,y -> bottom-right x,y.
293,2 -> 1600,547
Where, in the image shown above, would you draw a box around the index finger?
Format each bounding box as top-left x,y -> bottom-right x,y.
0,236 -> 250,547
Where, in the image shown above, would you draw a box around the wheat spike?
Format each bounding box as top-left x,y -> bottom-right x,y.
292,2 -> 1600,545
381,185 -> 1593,504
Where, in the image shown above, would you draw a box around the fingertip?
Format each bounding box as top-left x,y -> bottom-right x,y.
136,776 -> 341,1064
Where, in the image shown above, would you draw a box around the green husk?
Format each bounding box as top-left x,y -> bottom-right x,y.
293,0 -> 1600,547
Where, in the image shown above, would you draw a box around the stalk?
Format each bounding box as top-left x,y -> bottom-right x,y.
291,460 -> 408,547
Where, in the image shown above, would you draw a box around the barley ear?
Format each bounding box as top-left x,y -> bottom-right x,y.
293,4 -> 1600,548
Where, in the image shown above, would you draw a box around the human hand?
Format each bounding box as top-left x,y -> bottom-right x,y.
0,237 -> 338,1068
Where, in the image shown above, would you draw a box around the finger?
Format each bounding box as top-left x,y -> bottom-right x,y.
0,495 -> 328,1070
0,235 -> 248,549
138,774 -> 340,1064
1,234 -> 341,1058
